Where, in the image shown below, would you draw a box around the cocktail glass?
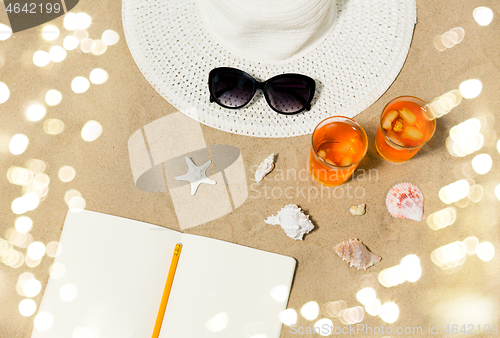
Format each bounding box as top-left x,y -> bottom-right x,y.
375,96 -> 436,163
309,116 -> 368,186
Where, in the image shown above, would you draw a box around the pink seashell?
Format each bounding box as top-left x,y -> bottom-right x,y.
386,182 -> 424,221
334,239 -> 381,270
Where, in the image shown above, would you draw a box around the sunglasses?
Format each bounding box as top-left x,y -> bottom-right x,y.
208,67 -> 316,115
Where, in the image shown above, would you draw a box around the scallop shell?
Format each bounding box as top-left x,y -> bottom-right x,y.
349,204 -> 366,216
265,204 -> 314,240
386,182 -> 424,221
255,153 -> 275,183
334,239 -> 381,270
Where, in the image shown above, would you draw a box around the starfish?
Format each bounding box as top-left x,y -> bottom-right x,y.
175,157 -> 216,195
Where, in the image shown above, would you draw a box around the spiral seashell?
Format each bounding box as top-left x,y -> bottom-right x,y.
265,204 -> 314,240
386,182 -> 424,221
255,153 -> 275,183
334,239 -> 381,270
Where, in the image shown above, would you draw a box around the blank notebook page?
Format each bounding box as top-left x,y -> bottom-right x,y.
159,234 -> 296,338
32,210 -> 182,338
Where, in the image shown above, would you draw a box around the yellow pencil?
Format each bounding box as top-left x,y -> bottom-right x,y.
152,243 -> 182,338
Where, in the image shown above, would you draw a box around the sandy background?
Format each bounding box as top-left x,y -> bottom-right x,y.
1,0 -> 500,336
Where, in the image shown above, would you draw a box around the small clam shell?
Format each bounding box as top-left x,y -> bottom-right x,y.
386,182 -> 424,221
255,153 -> 275,183
350,204 -> 366,216
334,239 -> 381,270
265,204 -> 314,240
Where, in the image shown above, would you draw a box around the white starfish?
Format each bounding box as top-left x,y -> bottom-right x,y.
175,157 -> 216,195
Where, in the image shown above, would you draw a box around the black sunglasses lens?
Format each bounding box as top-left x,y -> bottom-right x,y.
212,71 -> 255,108
266,77 -> 314,114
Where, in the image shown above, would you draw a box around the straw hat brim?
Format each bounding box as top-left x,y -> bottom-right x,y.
122,0 -> 416,138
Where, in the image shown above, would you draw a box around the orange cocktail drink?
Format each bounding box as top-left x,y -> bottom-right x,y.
310,116 -> 368,186
375,96 -> 436,163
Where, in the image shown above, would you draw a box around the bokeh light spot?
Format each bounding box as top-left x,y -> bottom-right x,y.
45,89 -> 62,106
400,254 -> 422,282
81,120 -> 103,141
26,104 -> 46,122
459,79 -> 482,99
58,166 -> 76,182
91,39 -> 107,55
468,184 -> 484,203
463,236 -> 479,255
23,192 -> 40,211
427,207 -> 457,231
46,241 -> 62,258
19,299 -> 37,317
60,283 -> 78,302
356,287 -> 376,305
7,166 -> 34,186
76,13 -> 92,30
431,241 -> 467,269
9,134 -> 29,155
270,285 -> 289,302
102,30 -> 120,45
365,299 -> 381,316
0,82 -> 10,104
80,38 -> 94,53
15,216 -> 33,233
439,180 -> 470,204
476,242 -> 495,262
71,76 -> 90,93
23,278 -> 42,297
450,27 -> 465,43
41,25 -> 59,41
471,154 -> 492,174
49,46 -> 67,62
34,312 -> 54,331
68,196 -> 86,212
73,29 -> 89,41
324,300 -> 346,317
27,242 -> 46,260
205,312 -> 228,333
300,301 -> 319,321
49,262 -> 66,279
379,302 -> 399,324
89,68 -> 109,84
64,189 -> 81,204
43,118 -> 65,135
26,159 -> 46,174
63,13 -> 78,30
473,7 -> 494,26
495,184 -> 500,201
63,35 -> 79,50
11,197 -> 27,214
33,51 -> 50,67
0,23 -> 13,41
279,309 -> 298,326
314,318 -> 333,336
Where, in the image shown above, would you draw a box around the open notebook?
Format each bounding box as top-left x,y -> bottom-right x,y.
32,210 -> 296,338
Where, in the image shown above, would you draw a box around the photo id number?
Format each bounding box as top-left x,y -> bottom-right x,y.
6,2 -> 61,14
444,324 -> 498,335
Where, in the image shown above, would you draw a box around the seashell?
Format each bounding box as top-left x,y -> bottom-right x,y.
386,182 -> 424,221
349,204 -> 366,216
334,239 -> 381,270
265,204 -> 314,240
255,153 -> 275,183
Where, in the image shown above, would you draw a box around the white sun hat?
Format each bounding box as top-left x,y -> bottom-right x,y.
122,0 -> 416,138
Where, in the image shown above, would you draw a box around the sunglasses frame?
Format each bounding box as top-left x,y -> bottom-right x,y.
208,67 -> 316,115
